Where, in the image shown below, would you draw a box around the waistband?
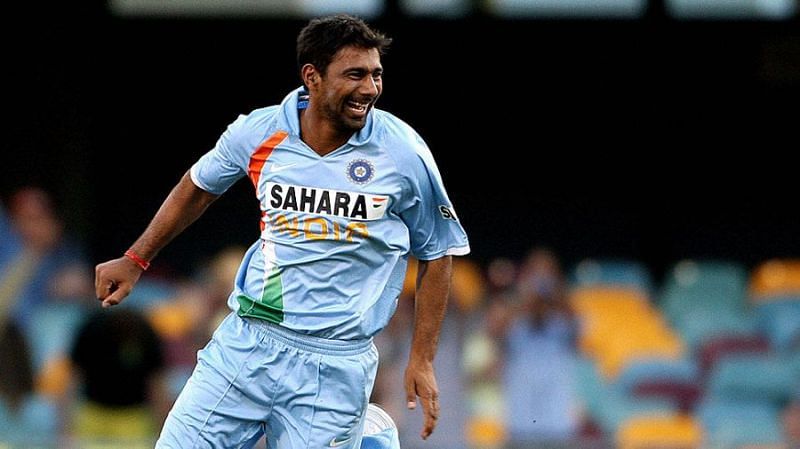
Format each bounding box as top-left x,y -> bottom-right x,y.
241,317 -> 373,356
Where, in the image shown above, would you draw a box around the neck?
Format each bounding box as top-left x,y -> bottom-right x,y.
299,107 -> 351,157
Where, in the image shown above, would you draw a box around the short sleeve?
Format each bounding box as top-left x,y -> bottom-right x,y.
399,136 -> 470,260
190,114 -> 249,195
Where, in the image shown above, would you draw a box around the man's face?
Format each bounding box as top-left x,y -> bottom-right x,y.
315,46 -> 383,133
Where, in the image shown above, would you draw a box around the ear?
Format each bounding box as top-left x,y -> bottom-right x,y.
301,64 -> 320,90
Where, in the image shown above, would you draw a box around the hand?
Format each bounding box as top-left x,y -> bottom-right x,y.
95,256 -> 144,308
404,358 -> 440,440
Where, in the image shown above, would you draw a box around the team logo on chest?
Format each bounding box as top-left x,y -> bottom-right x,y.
346,159 -> 375,185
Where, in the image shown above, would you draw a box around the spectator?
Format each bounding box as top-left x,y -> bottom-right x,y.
1,187 -> 93,372
501,248 -> 581,446
462,257 -> 519,448
0,320 -> 58,444
69,308 -> 166,445
198,245 -> 248,337
146,246 -> 247,399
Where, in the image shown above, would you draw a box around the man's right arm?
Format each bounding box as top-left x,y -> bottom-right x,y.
95,171 -> 219,307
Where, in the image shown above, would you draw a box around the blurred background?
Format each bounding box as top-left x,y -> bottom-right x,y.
1,0 -> 800,448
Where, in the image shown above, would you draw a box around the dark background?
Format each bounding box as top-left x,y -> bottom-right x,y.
3,3 -> 800,280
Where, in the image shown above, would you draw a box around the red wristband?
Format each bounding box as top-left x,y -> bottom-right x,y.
124,249 -> 150,271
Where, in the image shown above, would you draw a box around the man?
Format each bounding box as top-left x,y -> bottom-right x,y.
94,14 -> 469,449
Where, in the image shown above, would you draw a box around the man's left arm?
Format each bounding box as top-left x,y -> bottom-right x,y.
404,255 -> 452,440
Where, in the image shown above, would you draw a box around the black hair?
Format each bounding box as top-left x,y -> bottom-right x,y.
296,14 -> 392,82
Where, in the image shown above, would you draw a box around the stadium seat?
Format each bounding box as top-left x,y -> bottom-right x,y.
0,394 -> 59,445
466,417 -> 505,449
450,257 -> 486,312
571,286 -> 686,379
616,413 -> 703,449
754,297 -> 800,352
785,349 -> 800,377
571,286 -> 650,358
664,259 -> 747,291
35,354 -> 74,399
697,399 -> 784,447
660,259 -> 748,320
576,357 -> 676,435
737,445 -> 787,449
490,0 -> 647,19
697,333 -> 770,380
595,394 -> 677,437
122,278 -> 178,310
614,357 -> 701,411
146,301 -> 195,340
750,259 -> 800,300
706,355 -> 796,405
615,357 -> 698,392
632,381 -> 701,413
571,259 -> 653,294
671,308 -> 759,353
24,302 -> 89,372
666,0 -> 796,19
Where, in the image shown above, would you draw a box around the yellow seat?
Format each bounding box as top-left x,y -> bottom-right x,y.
750,259 -> 800,300
571,286 -> 685,379
466,416 -> 506,448
598,335 -> 683,379
617,413 -> 703,449
147,301 -> 195,340
72,401 -> 158,444
401,257 -> 418,299
35,354 -> 74,399
451,257 -> 486,312
571,286 -> 649,306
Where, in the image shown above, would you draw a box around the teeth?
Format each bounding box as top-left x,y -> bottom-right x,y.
348,100 -> 369,111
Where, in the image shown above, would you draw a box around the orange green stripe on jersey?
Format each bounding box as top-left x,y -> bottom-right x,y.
236,267 -> 284,324
248,130 -> 288,231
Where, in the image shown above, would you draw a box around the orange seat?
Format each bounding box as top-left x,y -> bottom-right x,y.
451,257 -> 486,312
147,301 -> 195,340
750,259 -> 800,300
36,354 -> 74,399
617,413 -> 703,449
571,286 -> 685,379
466,416 -> 506,448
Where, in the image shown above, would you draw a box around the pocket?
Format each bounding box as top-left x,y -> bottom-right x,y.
362,344 -> 380,398
309,355 -> 370,443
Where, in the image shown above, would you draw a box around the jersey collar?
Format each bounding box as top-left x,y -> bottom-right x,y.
278,86 -> 376,148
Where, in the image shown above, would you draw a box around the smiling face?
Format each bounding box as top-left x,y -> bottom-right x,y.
305,45 -> 383,133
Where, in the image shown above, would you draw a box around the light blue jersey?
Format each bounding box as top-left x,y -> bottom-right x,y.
191,87 -> 469,340
159,87 -> 461,448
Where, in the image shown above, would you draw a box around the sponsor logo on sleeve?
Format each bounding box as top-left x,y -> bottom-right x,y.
439,205 -> 458,221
